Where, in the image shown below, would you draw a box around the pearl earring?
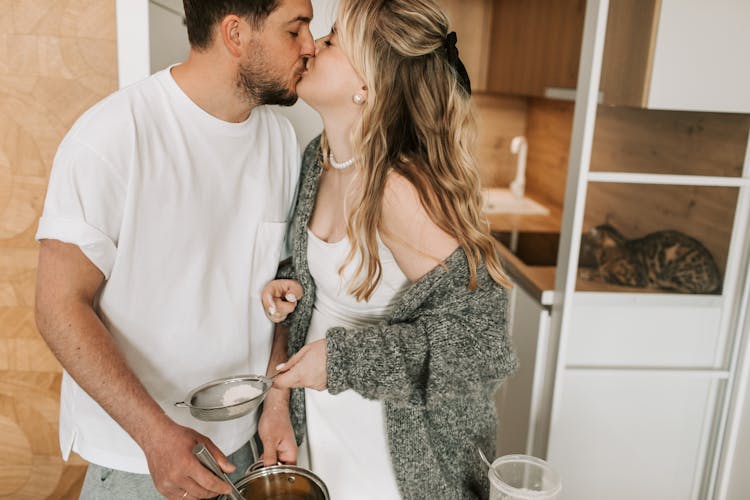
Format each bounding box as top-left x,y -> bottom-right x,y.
352,94 -> 365,105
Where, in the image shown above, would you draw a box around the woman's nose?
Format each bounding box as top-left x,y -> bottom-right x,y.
314,37 -> 326,55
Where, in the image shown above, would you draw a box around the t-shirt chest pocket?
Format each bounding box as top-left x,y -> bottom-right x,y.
250,221 -> 289,298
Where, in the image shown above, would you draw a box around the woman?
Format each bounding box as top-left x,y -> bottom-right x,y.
259,0 -> 517,498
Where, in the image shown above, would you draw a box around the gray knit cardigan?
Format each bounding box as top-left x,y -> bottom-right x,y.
280,136 -> 518,499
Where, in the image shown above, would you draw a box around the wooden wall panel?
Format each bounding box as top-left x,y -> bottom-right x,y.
599,0 -> 661,107
591,106 -> 750,178
438,0 -> 494,92
0,1 -> 117,498
473,93 -> 528,187
524,98 -> 574,209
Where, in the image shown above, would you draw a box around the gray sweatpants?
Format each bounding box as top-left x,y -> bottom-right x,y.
79,440 -> 257,500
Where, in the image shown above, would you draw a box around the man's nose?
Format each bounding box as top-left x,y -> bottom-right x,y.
300,28 -> 316,57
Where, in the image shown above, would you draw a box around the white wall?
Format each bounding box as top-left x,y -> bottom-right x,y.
149,0 -> 190,74
116,0 -> 150,88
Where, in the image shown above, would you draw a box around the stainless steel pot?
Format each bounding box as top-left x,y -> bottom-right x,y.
218,461 -> 329,500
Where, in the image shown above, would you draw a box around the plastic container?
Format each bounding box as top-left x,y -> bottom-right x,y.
488,454 -> 561,500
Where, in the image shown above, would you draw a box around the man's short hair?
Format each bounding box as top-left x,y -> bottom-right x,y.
183,0 -> 281,49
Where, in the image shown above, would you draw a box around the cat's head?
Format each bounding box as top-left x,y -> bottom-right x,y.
580,224 -> 626,265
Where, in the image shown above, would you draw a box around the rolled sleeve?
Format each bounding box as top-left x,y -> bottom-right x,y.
36,216 -> 118,279
35,136 -> 127,279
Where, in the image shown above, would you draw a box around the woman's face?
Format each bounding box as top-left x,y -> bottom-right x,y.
297,26 -> 366,111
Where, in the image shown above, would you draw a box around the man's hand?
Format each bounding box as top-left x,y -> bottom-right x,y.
273,339 -> 328,391
141,421 -> 235,499
258,387 -> 298,466
262,279 -> 303,323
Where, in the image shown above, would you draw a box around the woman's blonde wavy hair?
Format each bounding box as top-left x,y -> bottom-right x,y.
327,0 -> 511,301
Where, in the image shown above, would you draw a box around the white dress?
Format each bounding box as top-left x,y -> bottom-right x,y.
305,228 -> 410,499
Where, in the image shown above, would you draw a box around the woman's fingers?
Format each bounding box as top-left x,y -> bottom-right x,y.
278,279 -> 304,302
262,280 -> 303,323
273,352 -> 303,388
276,346 -> 305,373
273,370 -> 300,389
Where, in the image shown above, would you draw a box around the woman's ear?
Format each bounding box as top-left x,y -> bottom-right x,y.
219,15 -> 243,57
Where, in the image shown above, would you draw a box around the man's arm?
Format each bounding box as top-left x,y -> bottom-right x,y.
258,323 -> 298,465
35,239 -> 233,499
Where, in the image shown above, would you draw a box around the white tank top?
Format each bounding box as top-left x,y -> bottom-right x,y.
304,228 -> 410,499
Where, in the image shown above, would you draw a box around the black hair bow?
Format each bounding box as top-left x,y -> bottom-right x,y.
443,31 -> 471,96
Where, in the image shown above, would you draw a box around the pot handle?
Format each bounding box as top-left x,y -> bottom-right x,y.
245,460 -> 285,475
246,460 -> 265,474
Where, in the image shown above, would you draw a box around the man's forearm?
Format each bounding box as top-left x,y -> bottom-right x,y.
264,324 -> 291,405
37,299 -> 171,447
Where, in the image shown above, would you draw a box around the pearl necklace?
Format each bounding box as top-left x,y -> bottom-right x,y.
328,153 -> 355,170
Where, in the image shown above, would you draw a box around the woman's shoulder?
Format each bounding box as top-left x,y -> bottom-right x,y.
380,170 -> 460,280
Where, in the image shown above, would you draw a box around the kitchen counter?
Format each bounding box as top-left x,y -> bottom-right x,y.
487,198 -> 561,305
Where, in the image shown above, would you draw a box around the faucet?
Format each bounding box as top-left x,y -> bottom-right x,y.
509,136 -> 528,200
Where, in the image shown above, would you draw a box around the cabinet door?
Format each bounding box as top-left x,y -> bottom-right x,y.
647,0 -> 750,113
547,372 -> 719,500
497,285 -> 551,457
487,0 -> 585,97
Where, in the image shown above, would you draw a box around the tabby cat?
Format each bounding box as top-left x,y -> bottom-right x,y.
578,224 -> 722,294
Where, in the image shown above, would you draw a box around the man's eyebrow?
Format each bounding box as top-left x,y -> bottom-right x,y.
286,16 -> 312,24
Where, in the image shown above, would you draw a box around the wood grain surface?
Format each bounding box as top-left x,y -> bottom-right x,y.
0,1 -> 117,498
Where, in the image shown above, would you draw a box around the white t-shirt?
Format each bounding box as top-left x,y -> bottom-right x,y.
35,67 -> 301,474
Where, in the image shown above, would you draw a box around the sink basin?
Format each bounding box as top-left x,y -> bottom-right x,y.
482,188 -> 550,215
493,231 -> 559,266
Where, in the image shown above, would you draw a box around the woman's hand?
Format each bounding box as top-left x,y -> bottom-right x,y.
262,280 -> 303,323
273,339 -> 328,391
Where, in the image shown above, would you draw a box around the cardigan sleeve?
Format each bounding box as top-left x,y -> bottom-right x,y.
325,285 -> 517,406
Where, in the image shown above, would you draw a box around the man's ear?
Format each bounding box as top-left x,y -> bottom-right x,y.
219,15 -> 243,57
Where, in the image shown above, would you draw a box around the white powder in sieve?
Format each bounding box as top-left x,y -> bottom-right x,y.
221,384 -> 262,406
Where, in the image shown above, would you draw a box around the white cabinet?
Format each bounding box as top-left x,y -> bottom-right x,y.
645,0 -> 750,114
513,2 -> 750,499
546,294 -> 727,500
565,294 -> 726,368
497,284 -> 552,459
548,372 -> 719,500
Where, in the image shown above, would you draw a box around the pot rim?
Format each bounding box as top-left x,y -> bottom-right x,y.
225,461 -> 329,500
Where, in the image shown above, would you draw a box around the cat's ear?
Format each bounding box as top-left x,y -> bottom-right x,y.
600,232 -> 619,248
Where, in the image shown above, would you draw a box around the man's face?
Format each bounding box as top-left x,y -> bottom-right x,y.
237,0 -> 315,106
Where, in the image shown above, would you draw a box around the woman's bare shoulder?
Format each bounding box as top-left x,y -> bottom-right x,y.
380,170 -> 458,281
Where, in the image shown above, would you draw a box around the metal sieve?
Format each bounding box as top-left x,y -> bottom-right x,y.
174,374 -> 273,421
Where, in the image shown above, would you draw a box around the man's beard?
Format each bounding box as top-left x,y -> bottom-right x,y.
237,59 -> 299,107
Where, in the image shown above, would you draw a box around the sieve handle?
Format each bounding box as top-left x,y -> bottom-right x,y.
192,443 -> 244,500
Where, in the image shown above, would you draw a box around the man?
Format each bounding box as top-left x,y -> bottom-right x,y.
34,1 -> 313,498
